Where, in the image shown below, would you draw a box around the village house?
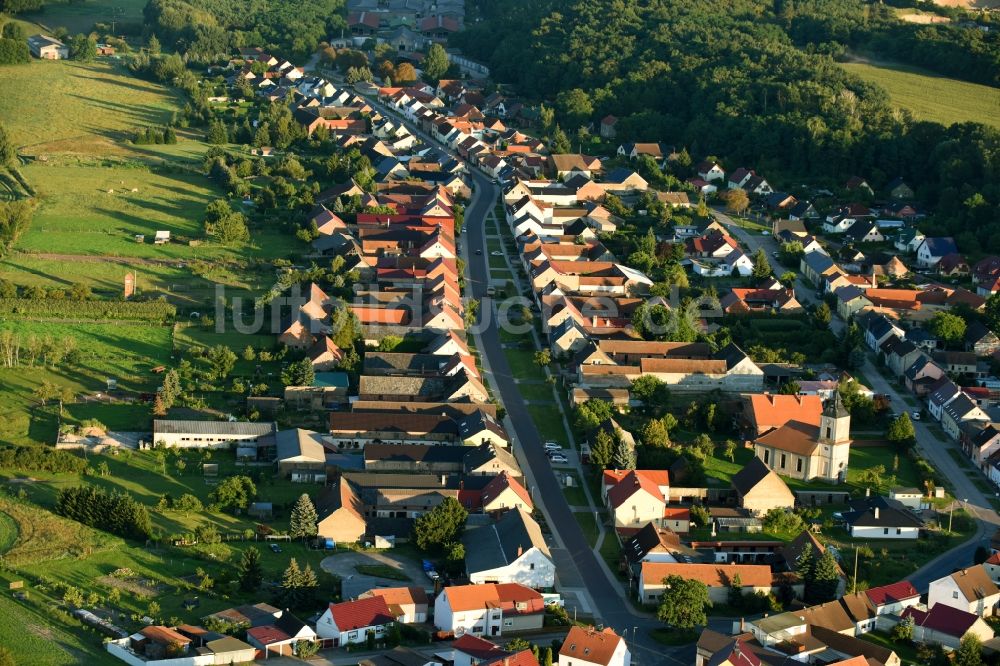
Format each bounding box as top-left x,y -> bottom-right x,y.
637,562 -> 773,604
730,457 -> 795,516
841,496 -> 923,539
558,626 -> 630,666
358,587 -> 429,624
928,565 -> 1000,617
901,604 -> 994,649
27,34 -> 68,59
433,583 -> 545,637
316,596 -> 396,647
462,507 -> 555,588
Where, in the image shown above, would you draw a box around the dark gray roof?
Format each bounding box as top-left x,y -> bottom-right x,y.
364,444 -> 468,464
842,496 -> 923,528
362,352 -> 449,375
274,428 -> 327,462
802,251 -> 835,274
153,420 -> 276,436
463,442 -> 518,473
944,393 -> 979,421
462,508 -> 549,574
929,380 -> 960,407
730,457 -> 774,496
920,236 -> 958,257
622,522 -> 681,564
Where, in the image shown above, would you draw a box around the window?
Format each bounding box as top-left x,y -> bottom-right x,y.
529,563 -> 535,570
897,528 -> 902,535
825,427 -> 832,439
780,453 -> 786,469
763,450 -> 770,464
883,528 -> 889,535
348,631 -> 358,640
504,619 -> 513,627
954,591 -> 960,599
796,458 -> 803,473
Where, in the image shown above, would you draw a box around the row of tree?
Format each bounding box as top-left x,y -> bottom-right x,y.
54,485 -> 152,539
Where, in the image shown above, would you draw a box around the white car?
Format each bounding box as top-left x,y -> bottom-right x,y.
911,411 -> 921,421
425,570 -> 439,581
549,454 -> 569,464
543,441 -> 562,451
490,250 -> 503,256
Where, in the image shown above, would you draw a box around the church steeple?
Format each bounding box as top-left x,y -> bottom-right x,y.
819,393 -> 851,444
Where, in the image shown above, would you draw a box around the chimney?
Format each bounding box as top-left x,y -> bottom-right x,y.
740,617 -> 745,632
874,507 -> 880,519
517,545 -> 523,557
865,487 -> 870,498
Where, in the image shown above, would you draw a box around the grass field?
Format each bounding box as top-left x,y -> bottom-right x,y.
0,496 -> 120,566
0,590 -> 114,665
841,60 -> 1000,128
23,0 -> 148,34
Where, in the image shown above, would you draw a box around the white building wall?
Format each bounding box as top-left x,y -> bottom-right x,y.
850,525 -> 920,539
468,549 -> 555,588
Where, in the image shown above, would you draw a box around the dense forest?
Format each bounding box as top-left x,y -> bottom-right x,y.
453,0 -> 1000,253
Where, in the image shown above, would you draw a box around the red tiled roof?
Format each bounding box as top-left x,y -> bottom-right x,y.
902,603 -> 980,637
140,626 -> 191,645
328,596 -> 395,631
481,471 -> 533,509
607,470 -> 664,509
560,627 -> 623,666
452,633 -> 506,659
247,625 -> 291,645
481,649 -> 540,666
865,581 -> 920,606
602,469 -> 669,489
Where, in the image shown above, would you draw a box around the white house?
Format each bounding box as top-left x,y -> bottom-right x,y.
559,626 -> 630,666
463,508 -> 555,588
865,581 -> 922,617
696,161 -> 725,182
916,237 -> 959,268
433,583 -> 545,637
841,496 -> 923,539
928,566 -> 1000,617
358,587 -> 429,624
316,597 -> 395,647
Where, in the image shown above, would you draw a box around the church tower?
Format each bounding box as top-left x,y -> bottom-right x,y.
819,392 -> 851,482
819,392 -> 851,444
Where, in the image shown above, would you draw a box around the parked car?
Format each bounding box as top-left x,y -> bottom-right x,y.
426,570 -> 440,581
491,250 -> 503,256
543,441 -> 562,450
549,454 -> 569,464
269,543 -> 282,553
911,411 -> 921,421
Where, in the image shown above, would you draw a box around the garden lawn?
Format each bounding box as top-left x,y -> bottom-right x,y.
574,511 -> 599,547
516,381 -> 556,403
845,446 -> 920,492
703,447 -> 754,487
528,404 -> 570,447
0,585 -> 116,665
561,471 -> 589,506
23,0 -> 148,39
503,349 -> 547,382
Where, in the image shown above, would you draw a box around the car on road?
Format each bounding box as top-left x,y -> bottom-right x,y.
912,411 -> 921,421
761,230 -> 770,235
425,570 -> 439,581
772,251 -> 780,258
475,249 -> 482,255
490,250 -> 503,256
543,441 -> 562,451
269,544 -> 281,553
548,454 -> 569,464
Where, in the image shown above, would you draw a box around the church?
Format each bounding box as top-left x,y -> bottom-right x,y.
746,393 -> 851,483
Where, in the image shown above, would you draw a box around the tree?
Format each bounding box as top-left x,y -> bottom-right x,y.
278,558 -> 317,609
0,123 -> 16,168
205,344 -> 237,380
281,358 -> 315,387
555,88 -> 593,128
611,431 -> 636,470
631,375 -> 669,409
813,302 -> 832,328
886,413 -> 916,448
161,369 -> 180,409
2,23 -> 25,41
206,121 -> 229,145
424,43 -> 450,80
723,439 -> 737,462
590,428 -> 614,469
550,125 -> 571,154
751,248 -> 771,280
394,63 -> 416,84
929,311 -> 966,347
796,542 -> 816,586
204,199 -> 249,244
656,575 -> 711,629
238,546 -> 264,591
641,418 -> 670,448
295,640 -> 320,659
723,189 -> 750,216
413,496 -> 467,552
70,34 -> 96,61
534,349 -> 551,367
955,634 -> 984,666
210,475 -> 256,511
763,508 -> 805,535
858,464 -> 885,493
890,614 -> 914,642
148,34 -> 161,54
346,66 -> 374,84
289,493 -> 318,539
808,550 -> 841,603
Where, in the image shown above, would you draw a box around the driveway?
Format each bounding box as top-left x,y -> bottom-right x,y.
320,550 -> 430,600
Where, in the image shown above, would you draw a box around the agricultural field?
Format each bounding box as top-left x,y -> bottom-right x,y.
840,60 -> 1000,128
21,0 -> 148,35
